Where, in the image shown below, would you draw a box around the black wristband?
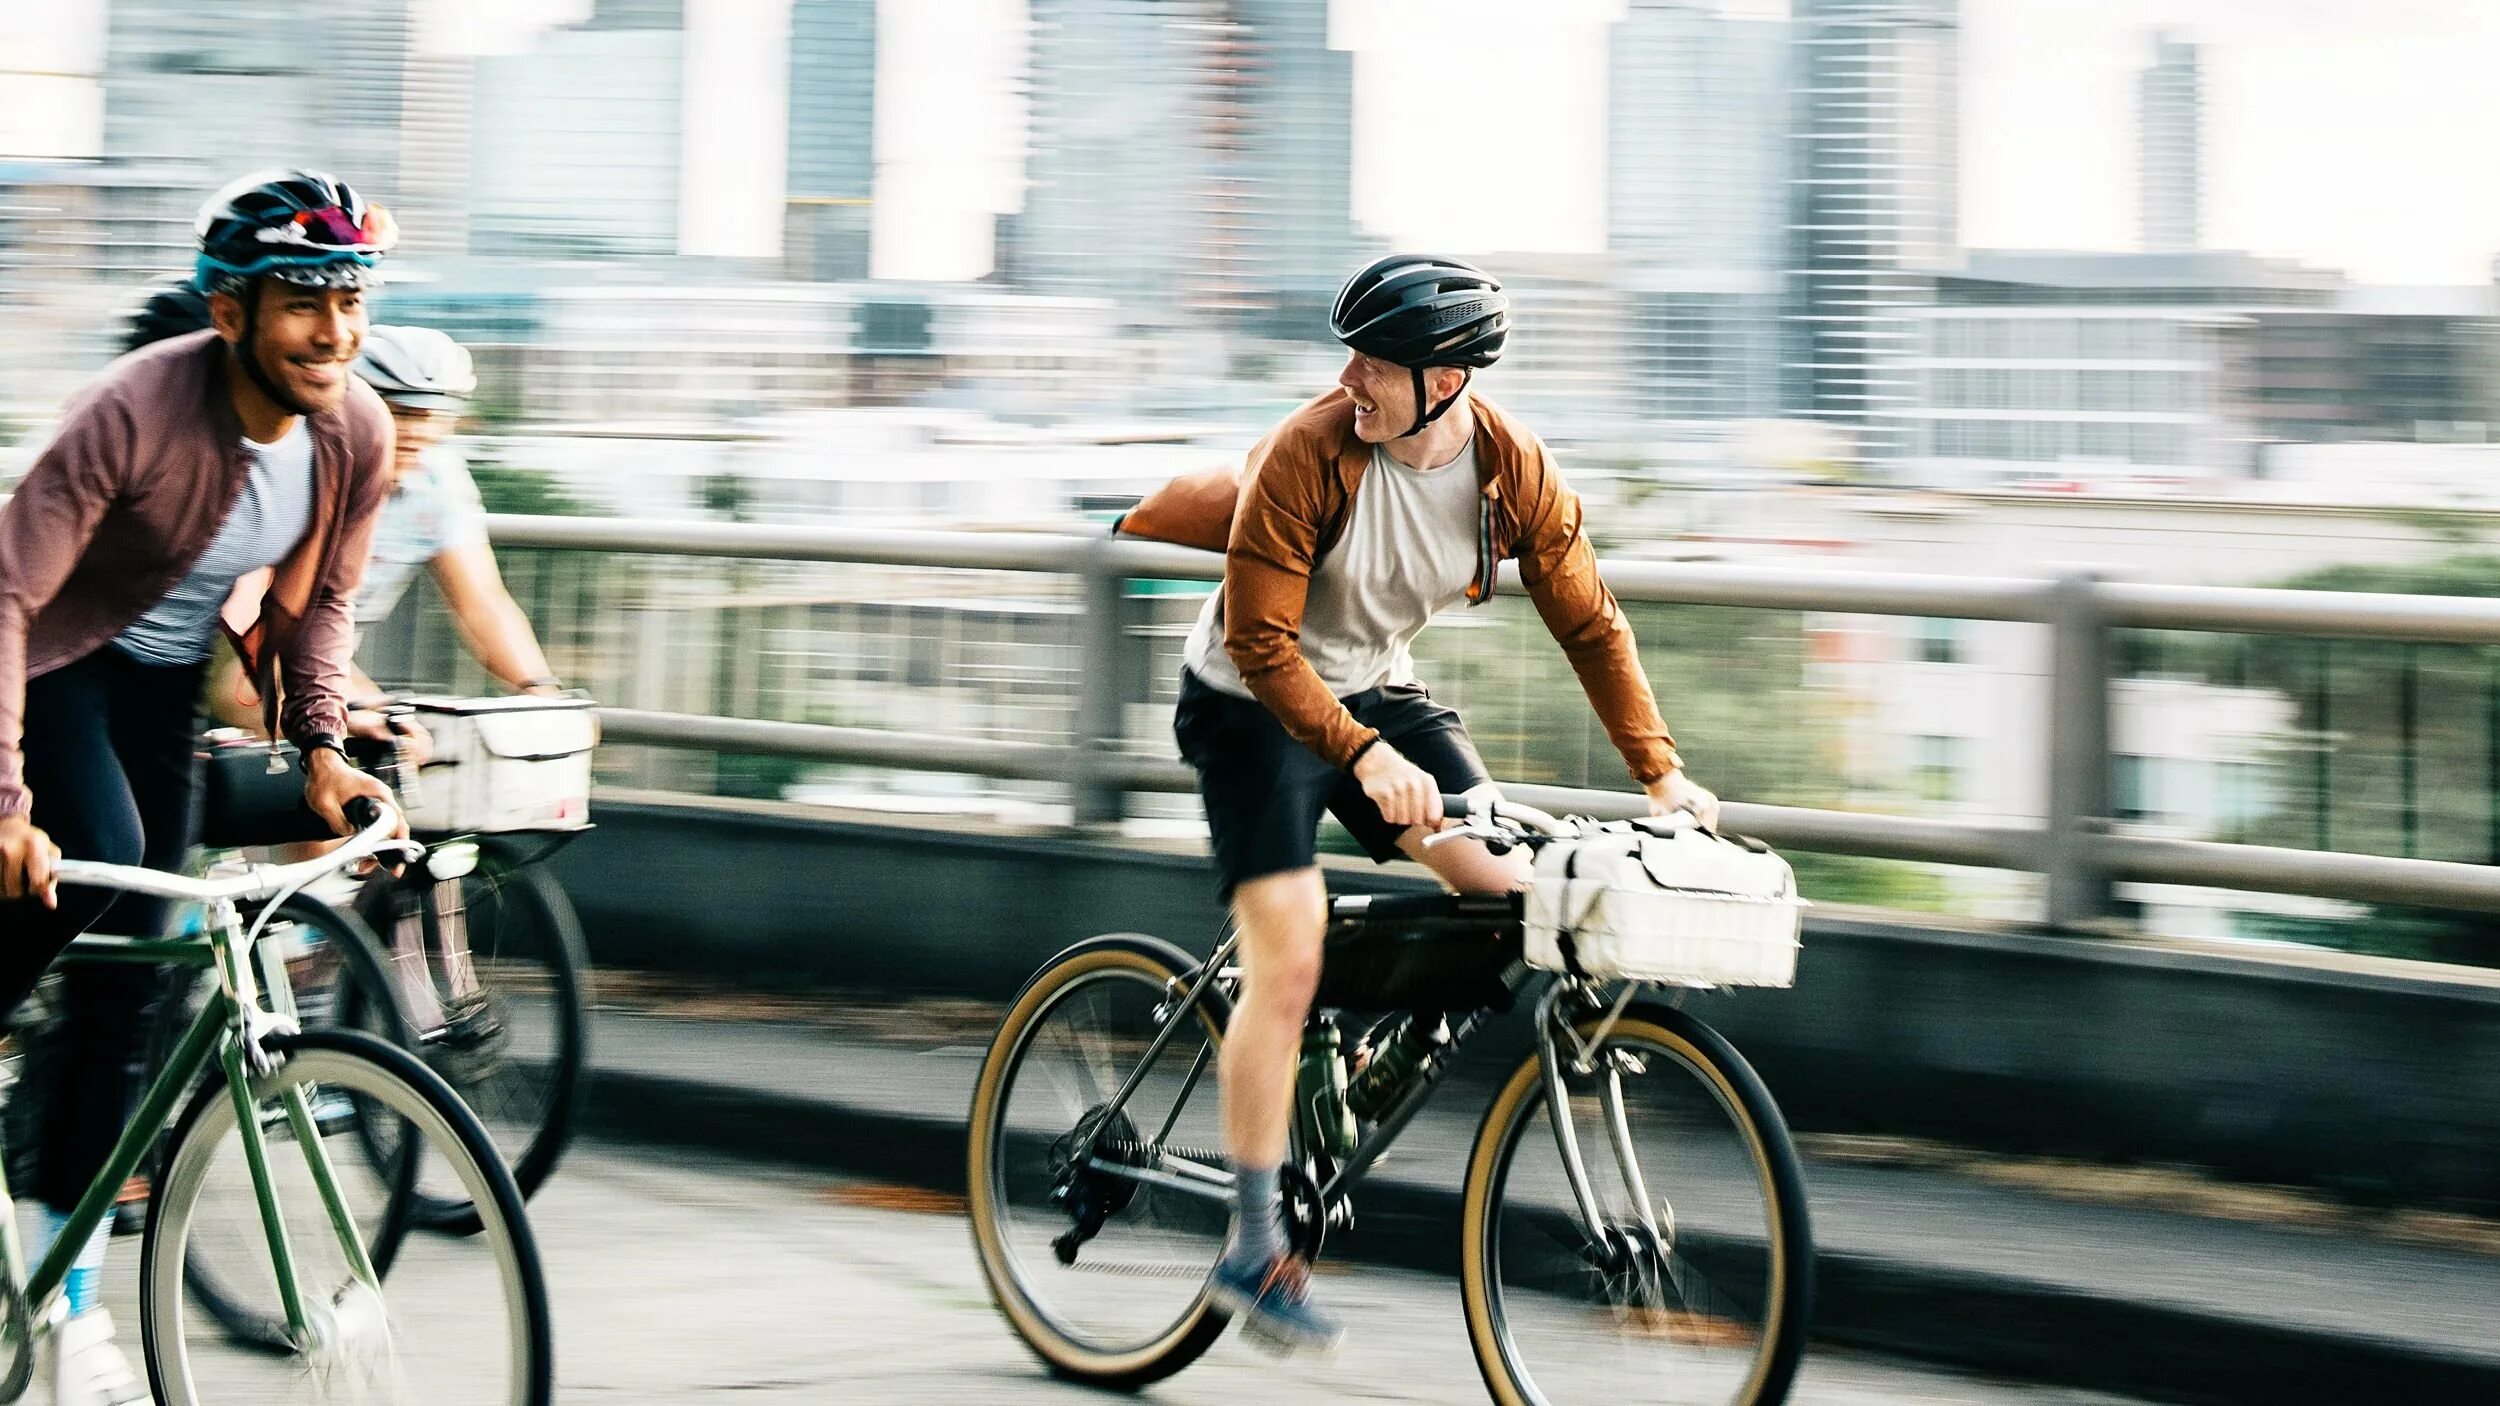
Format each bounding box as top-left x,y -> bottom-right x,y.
1345,735 -> 1382,772
519,676 -> 562,692
301,734 -> 348,765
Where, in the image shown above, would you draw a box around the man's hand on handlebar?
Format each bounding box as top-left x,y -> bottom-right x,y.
1353,740 -> 1443,830
305,746 -> 407,845
1645,768 -> 1720,833
346,704 -> 435,767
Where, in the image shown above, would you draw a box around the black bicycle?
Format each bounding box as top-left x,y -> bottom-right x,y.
183,721 -> 593,1237
967,796 -> 1814,1406
340,826 -> 591,1235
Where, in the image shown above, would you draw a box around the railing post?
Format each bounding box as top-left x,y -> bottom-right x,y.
2044,571 -> 2114,928
1071,542 -> 1148,826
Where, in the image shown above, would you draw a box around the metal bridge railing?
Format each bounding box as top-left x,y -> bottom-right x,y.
479,513 -> 2500,926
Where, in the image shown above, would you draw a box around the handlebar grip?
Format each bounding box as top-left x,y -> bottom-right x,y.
344,796 -> 385,831
1442,794 -> 1474,821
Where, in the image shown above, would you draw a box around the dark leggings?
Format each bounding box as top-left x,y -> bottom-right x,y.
2,647 -> 203,1212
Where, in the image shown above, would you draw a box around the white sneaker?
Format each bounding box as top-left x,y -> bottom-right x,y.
52,1310 -> 147,1406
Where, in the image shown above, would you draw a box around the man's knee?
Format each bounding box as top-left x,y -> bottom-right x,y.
1404,829 -> 1533,895
1232,867 -> 1325,1008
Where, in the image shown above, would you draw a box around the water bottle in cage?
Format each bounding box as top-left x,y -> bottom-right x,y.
1346,1014 -> 1450,1122
1295,1017 -> 1359,1160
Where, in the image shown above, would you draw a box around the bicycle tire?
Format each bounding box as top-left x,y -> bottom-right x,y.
350,844 -> 590,1234
139,1028 -> 554,1405
967,932 -> 1236,1390
1460,1002 -> 1813,1406
172,896 -> 416,1351
0,1264 -> 30,1401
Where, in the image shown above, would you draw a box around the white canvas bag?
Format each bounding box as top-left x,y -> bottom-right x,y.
399,695 -> 598,833
1522,819 -> 1805,988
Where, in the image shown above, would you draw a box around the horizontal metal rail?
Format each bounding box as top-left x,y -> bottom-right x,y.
499,518 -> 2500,920
487,515 -> 1224,582
2104,834 -> 2500,912
604,711 -> 2056,876
2101,581 -> 2500,644
496,515 -> 2500,640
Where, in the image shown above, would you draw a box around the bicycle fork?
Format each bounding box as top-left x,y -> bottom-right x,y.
1532,983 -> 1668,1260
227,917 -> 384,1349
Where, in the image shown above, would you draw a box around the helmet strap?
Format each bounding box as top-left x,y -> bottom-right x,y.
233,282 -> 317,420
1397,366 -> 1470,439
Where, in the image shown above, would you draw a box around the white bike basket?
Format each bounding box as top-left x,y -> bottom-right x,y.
400,695 -> 598,833
1522,821 -> 1805,988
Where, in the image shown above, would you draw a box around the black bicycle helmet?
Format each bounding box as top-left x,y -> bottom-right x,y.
1330,254 -> 1508,435
192,169 -> 395,415
122,275 -> 214,354
194,168 -> 395,297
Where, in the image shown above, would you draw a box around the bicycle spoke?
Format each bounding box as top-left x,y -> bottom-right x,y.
973,947 -> 1231,1376
151,1038 -> 549,1405
1474,1011 -> 1805,1406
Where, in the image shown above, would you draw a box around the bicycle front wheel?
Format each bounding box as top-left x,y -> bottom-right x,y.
1461,1002 -> 1812,1406
141,1030 -> 554,1406
173,895 -> 414,1347
967,933 -> 1235,1389
351,844 -> 591,1233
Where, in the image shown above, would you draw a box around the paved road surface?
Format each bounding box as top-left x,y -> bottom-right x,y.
277,1143 -> 2142,1404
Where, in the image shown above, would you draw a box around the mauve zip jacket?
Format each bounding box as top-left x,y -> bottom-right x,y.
0,329 -> 393,820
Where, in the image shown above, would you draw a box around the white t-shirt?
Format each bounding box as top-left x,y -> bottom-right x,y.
115,419 -> 315,666
354,446 -> 490,626
1184,441 -> 1482,699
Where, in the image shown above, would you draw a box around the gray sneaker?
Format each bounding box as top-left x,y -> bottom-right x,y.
1208,1251 -> 1343,1354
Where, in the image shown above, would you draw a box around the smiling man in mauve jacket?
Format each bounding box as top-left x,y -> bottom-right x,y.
0,169 -> 403,1406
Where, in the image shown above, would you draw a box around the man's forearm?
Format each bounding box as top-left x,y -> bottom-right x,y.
452,597 -> 555,690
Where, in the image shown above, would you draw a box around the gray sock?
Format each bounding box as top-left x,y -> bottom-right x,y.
1229,1162 -> 1284,1267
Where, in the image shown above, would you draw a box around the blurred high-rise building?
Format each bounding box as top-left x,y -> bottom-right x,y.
2136,31 -> 2202,254
1018,0 -> 1213,311
0,160 -> 199,416
1017,0 -> 1361,333
1782,0 -> 1960,465
1233,0 -> 1369,333
470,1 -> 687,257
1610,0 -> 1788,425
1471,254 -> 1630,434
785,0 -> 877,282
101,0 -> 411,199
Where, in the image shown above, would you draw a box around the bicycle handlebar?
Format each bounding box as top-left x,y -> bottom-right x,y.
1428,794 -> 1718,855
1427,794 -> 1573,848
56,803 -> 414,907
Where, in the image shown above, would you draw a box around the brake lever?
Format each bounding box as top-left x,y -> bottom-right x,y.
1422,817 -> 1514,852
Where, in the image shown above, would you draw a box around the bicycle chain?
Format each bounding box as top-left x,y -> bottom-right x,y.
1061,1258 -> 1218,1280
1095,1138 -> 1226,1169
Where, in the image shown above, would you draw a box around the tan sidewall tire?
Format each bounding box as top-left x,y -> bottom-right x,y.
966,937 -> 1232,1386
1458,1009 -> 1809,1406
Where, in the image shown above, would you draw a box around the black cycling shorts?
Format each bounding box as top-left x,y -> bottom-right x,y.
1173,667 -> 1494,899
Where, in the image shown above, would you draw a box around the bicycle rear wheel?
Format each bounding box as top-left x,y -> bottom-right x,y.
967,933 -> 1236,1389
349,841 -> 590,1233
1461,1001 -> 1812,1406
140,1029 -> 553,1405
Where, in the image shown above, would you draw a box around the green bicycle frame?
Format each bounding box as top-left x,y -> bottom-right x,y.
0,916 -> 382,1342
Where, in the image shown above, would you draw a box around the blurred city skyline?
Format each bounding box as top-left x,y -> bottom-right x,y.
5,0 -> 2499,282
